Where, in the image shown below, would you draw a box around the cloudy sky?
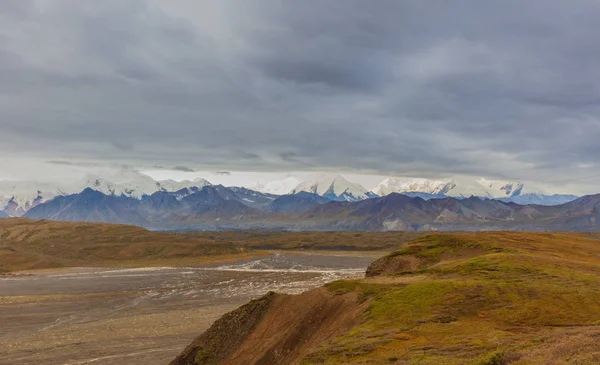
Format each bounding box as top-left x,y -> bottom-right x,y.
1,0 -> 600,194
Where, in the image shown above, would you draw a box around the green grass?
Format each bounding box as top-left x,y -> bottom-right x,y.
302,232 -> 600,364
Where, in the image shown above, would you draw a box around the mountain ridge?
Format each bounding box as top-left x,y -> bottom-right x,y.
23,188 -> 600,232
2,173 -> 581,217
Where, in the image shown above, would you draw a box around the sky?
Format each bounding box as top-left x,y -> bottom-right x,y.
1,1 -> 600,194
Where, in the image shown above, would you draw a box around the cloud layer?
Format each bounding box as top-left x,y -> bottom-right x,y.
1,1 -> 600,193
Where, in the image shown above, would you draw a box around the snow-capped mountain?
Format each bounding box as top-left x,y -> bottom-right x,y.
81,172 -> 161,199
371,176 -> 577,205
0,181 -> 66,217
500,193 -> 578,206
373,177 -> 450,196
250,177 -> 301,195
373,177 -> 524,199
442,177 -> 524,199
156,178 -> 211,192
82,173 -> 213,199
1,171 -> 581,217
292,175 -> 376,202
0,172 -> 214,217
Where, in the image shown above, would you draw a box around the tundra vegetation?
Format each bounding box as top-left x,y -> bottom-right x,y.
173,232 -> 600,365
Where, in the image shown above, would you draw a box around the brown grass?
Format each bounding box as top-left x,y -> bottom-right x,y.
0,218 -> 264,272
0,219 -> 423,272
181,231 -> 425,251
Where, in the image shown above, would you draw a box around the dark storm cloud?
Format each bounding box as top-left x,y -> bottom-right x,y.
1,0 -> 600,192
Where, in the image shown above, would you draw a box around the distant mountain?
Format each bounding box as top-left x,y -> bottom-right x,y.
21,187 -> 600,231
372,176 -> 523,199
81,173 -> 213,199
0,172 -> 215,217
82,173 -> 158,199
271,192 -> 330,214
25,185 -> 267,226
372,177 -> 450,196
3,172 -> 580,217
0,211 -> 8,218
401,192 -> 449,200
250,177 -> 301,195
292,175 -> 377,202
157,178 -> 211,192
501,193 -> 578,206
0,181 -> 65,217
371,177 -> 578,206
298,193 -> 600,231
25,188 -> 148,225
227,187 -> 278,211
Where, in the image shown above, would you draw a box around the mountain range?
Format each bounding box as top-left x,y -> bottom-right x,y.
291,175 -> 378,201
0,172 -> 586,231
0,173 -> 213,217
14,180 -> 600,231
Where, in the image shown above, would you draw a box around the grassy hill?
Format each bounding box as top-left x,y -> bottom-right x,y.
181,231 -> 424,251
172,232 -> 600,364
0,218 -> 262,272
0,219 -> 428,272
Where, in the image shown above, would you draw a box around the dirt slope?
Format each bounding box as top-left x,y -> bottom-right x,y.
171,288 -> 367,365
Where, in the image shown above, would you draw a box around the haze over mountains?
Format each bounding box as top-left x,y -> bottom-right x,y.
1,170 -> 597,232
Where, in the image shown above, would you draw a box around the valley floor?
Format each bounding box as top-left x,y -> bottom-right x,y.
0,252 -> 375,365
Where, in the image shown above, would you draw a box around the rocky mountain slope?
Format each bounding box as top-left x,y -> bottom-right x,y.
270,192 -> 331,214
25,186 -> 271,226
171,232 -> 600,364
299,193 -> 600,231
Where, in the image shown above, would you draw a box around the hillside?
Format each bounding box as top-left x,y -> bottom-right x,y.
181,231 -> 424,251
171,232 -> 600,364
0,219 -> 425,272
0,219 -> 260,272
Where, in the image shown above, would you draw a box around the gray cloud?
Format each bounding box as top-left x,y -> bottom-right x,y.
1,0 -> 600,193
173,166 -> 195,172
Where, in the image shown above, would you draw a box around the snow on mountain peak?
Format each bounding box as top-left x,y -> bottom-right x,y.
158,178 -> 211,192
80,173 -> 158,199
0,180 -> 65,216
292,175 -> 371,201
475,178 -> 524,197
0,172 -> 215,216
372,177 -> 451,196
373,176 -> 542,200
250,176 -> 300,195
